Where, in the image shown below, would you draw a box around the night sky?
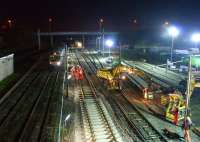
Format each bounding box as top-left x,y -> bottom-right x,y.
1,0 -> 200,31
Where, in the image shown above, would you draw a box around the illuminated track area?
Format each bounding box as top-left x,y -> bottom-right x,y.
115,91 -> 167,142
81,53 -> 140,142
85,53 -> 167,142
0,59 -> 63,142
76,53 -> 123,142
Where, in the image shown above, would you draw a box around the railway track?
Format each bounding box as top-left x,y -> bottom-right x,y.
81,53 -> 141,141
0,71 -> 51,141
0,71 -> 40,126
115,91 -> 166,142
92,54 -> 171,89
18,72 -> 59,142
105,96 -> 142,142
0,56 -> 64,142
76,53 -> 123,142
40,71 -> 64,142
84,52 -> 167,142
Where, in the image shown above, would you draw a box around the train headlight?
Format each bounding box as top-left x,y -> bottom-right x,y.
77,42 -> 82,48
57,61 -> 61,66
121,75 -> 126,80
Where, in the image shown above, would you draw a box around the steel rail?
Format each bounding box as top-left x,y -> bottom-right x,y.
75,53 -> 119,142
87,52 -> 168,142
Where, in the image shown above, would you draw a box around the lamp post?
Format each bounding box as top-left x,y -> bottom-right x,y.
168,26 -> 180,62
99,37 -> 101,52
37,29 -> 41,56
184,54 -> 200,142
99,18 -> 104,56
106,39 -> 114,58
49,17 -> 54,48
96,37 -> 101,52
99,18 -> 104,31
8,19 -> 12,28
96,37 -> 98,50
184,55 -> 192,142
191,33 -> 200,49
191,33 -> 200,70
119,42 -> 122,63
102,28 -> 105,56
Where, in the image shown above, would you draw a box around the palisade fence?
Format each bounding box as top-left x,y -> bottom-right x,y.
0,54 -> 14,81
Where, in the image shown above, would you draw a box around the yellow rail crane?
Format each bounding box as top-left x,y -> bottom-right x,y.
164,77 -> 200,125
165,93 -> 186,125
96,64 -> 145,90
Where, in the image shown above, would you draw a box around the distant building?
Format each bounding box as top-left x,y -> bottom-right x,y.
134,44 -> 170,52
175,48 -> 199,55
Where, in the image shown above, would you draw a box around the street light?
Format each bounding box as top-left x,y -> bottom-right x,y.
168,26 -> 180,62
99,18 -> 104,56
96,37 -> 101,52
106,39 -> 114,47
105,39 -> 114,58
99,18 -> 104,34
191,33 -> 200,69
48,17 -> 53,48
133,19 -> 137,24
7,19 -> 12,28
164,21 -> 169,26
48,18 -> 52,23
191,33 -> 200,48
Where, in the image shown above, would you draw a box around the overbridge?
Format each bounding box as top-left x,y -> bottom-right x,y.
37,31 -> 118,50
39,32 -> 118,36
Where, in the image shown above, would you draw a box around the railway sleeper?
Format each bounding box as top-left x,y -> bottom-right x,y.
88,124 -> 113,140
92,129 -> 111,136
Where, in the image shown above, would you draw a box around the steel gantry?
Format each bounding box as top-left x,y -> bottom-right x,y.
36,30 -> 118,52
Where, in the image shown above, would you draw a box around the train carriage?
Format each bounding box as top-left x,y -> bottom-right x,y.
49,52 -> 61,66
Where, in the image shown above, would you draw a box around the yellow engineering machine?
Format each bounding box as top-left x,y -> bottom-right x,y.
96,64 -> 145,90
165,93 -> 186,124
165,78 -> 200,124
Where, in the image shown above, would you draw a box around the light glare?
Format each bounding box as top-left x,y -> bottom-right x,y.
191,33 -> 200,43
77,42 -> 82,48
168,26 -> 180,38
56,61 -> 61,66
105,39 -> 114,47
121,75 -> 126,80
